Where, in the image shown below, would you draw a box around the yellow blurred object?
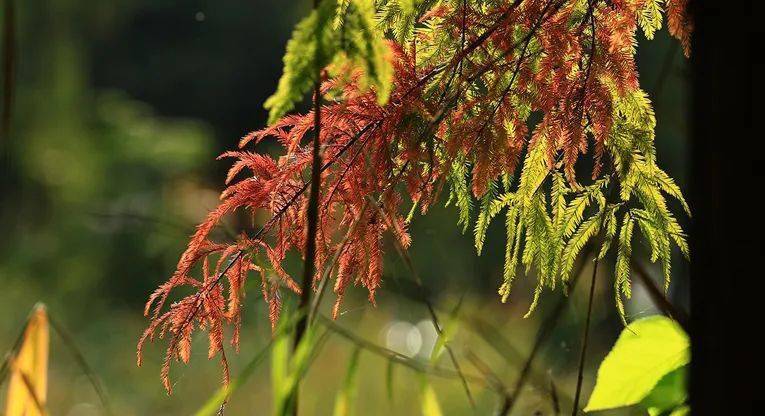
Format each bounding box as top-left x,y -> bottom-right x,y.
4,304 -> 49,416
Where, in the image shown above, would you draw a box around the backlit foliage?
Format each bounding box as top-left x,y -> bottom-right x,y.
139,0 -> 692,391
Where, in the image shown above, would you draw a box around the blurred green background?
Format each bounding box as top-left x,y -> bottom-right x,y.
0,1 -> 689,414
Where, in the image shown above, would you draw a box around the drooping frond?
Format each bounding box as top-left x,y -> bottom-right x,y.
265,0 -> 394,123
614,214 -> 634,324
264,0 -> 338,123
474,181 -> 502,255
335,0 -> 394,104
446,156 -> 473,232
637,0 -> 663,40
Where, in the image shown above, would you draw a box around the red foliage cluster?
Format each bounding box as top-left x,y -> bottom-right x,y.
138,0 -> 692,392
666,0 -> 693,56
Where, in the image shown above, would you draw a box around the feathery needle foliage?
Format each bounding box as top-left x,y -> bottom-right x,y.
138,0 -> 693,392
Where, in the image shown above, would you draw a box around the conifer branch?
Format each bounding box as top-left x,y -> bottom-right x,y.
139,0 -> 694,397
139,64 -> 445,386
571,175 -> 616,416
571,251 -> 599,416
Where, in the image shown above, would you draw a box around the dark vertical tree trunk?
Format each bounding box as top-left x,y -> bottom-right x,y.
690,1 -> 762,413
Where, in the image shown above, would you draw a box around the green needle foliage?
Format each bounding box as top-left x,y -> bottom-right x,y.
466,88 -> 689,321
265,0 -> 392,123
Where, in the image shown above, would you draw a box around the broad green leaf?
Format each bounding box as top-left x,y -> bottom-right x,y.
668,405 -> 690,416
332,348 -> 362,416
584,315 -> 689,412
642,367 -> 687,416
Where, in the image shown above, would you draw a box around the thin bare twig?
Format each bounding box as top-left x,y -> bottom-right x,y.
48,313 -> 114,415
0,307 -> 32,385
2,305 -> 110,415
317,315 -> 495,390
465,349 -> 514,414
630,259 -> 690,332
571,253 -> 599,416
293,53 -> 323,349
502,246 -> 591,415
550,379 -> 561,415
18,370 -> 48,415
366,196 -> 477,409
570,177 -> 616,416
